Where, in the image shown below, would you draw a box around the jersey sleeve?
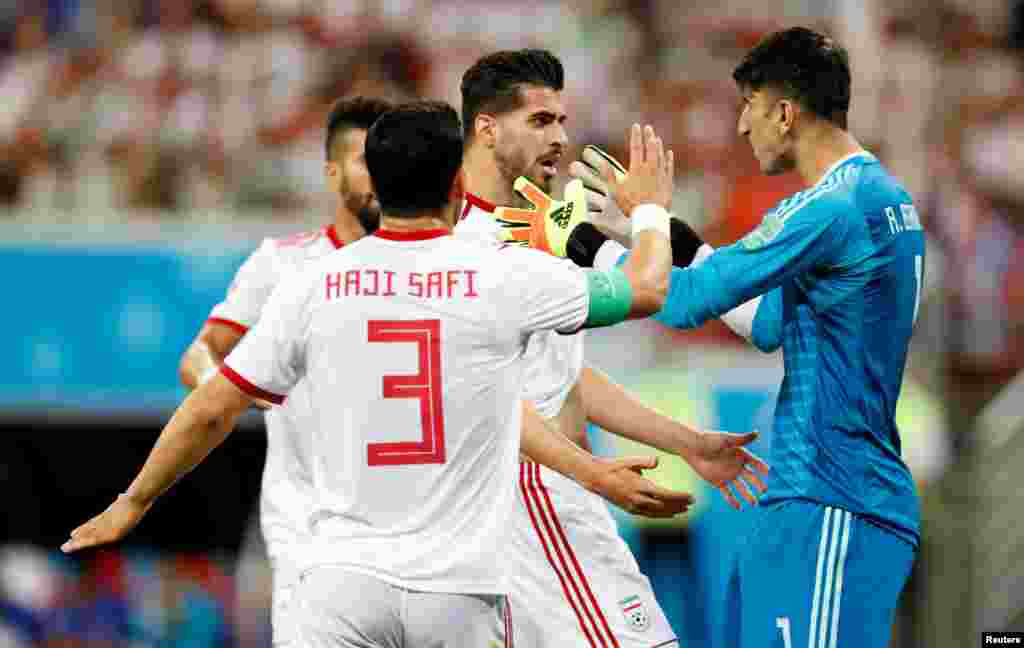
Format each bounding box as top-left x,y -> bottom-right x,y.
501,247 -> 589,335
614,242 -> 779,349
208,239 -> 279,331
220,270 -> 313,404
750,288 -> 783,352
655,191 -> 854,330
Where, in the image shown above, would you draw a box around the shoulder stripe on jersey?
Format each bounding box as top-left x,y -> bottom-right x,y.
519,462 -> 603,647
207,317 -> 249,335
776,160 -> 863,223
774,175 -> 845,224
532,464 -> 622,648
220,364 -> 285,405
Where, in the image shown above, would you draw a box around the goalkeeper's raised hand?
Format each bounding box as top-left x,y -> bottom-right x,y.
571,140 -> 706,269
493,176 -> 589,258
569,144 -> 628,224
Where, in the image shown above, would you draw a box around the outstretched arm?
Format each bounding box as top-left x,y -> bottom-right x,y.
577,367 -> 769,509
62,374 -> 254,553
519,400 -> 694,518
654,193 -> 852,330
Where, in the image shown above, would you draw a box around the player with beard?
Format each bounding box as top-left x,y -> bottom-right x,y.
175,95 -> 696,646
177,96 -> 392,647
458,49 -> 769,648
62,100 -> 697,646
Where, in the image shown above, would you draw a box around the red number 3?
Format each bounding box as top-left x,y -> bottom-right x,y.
366,320 -> 446,466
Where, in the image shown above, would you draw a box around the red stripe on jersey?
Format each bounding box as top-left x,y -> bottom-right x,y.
524,462 -> 606,647
324,224 -> 345,249
373,229 -> 449,241
534,465 -> 621,648
463,192 -> 496,217
220,364 -> 285,405
519,463 -> 600,648
207,317 -> 249,335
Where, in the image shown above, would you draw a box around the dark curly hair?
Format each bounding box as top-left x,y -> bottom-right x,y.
365,101 -> 463,218
733,27 -> 851,129
460,49 -> 564,139
325,96 -> 394,160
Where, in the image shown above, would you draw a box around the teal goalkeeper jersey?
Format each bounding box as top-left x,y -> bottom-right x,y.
652,151 -> 923,546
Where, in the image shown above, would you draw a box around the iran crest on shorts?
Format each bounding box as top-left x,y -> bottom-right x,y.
619,595 -> 650,631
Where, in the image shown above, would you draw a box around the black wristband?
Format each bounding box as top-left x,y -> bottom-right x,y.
566,222 -> 610,267
670,217 -> 705,267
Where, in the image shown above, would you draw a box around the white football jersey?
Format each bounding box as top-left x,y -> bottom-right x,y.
222,228 -> 589,595
456,194 -> 585,418
208,224 -> 345,579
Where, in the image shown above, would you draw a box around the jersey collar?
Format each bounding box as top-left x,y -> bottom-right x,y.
373,228 -> 450,241
461,193 -> 496,220
324,224 -> 345,249
813,150 -> 876,189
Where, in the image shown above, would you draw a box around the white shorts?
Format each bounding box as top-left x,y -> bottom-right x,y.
293,566 -> 512,647
510,461 -> 677,648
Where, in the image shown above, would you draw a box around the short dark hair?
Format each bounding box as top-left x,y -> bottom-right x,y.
732,27 -> 851,128
365,101 -> 463,218
325,96 -> 393,160
460,49 -> 564,138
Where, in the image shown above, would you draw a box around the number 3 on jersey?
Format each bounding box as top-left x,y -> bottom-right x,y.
366,319 -> 446,466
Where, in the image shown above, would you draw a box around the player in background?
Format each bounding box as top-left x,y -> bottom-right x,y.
551,27 -> 923,648
175,95 -> 691,646
61,100 -> 684,646
177,96 -> 393,648
458,49 -> 768,648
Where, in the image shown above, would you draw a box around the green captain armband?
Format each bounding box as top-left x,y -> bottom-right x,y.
583,268 -> 633,328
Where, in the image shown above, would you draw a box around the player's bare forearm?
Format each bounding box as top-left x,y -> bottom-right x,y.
519,400 -> 694,518
125,374 -> 251,506
62,374 -> 253,553
578,367 -> 696,457
519,400 -> 599,488
577,367 -> 769,509
621,229 -> 671,317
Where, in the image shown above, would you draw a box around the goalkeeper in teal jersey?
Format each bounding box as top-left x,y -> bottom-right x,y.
522,26 -> 922,648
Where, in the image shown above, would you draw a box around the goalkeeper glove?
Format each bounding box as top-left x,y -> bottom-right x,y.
569,144 -> 628,222
570,144 -> 706,267
493,176 -> 589,258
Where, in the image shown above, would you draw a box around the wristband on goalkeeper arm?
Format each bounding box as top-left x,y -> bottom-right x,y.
574,144 -> 705,267
669,217 -> 705,267
493,177 -> 589,258
562,214 -> 706,269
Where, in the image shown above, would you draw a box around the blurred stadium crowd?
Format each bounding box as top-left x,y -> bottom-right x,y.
3,0 -> 1024,645
2,0 -> 1024,380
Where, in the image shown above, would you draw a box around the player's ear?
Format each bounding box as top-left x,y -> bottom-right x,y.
777,99 -> 796,135
475,114 -> 497,148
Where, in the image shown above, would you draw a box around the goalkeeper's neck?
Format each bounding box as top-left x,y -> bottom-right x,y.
462,146 -> 524,208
